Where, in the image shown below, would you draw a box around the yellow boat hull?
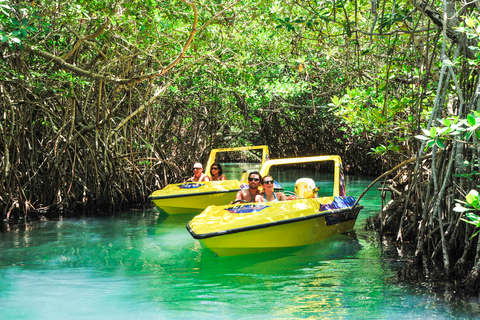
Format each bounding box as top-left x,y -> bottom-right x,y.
187,196 -> 362,256
149,180 -> 246,215
148,145 -> 270,214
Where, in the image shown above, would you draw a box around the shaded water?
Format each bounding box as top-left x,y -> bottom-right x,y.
1,172 -> 480,319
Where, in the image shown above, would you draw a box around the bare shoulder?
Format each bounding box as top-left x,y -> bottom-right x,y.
235,189 -> 246,199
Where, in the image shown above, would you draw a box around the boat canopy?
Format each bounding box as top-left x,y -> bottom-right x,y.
259,155 -> 345,197
205,145 -> 269,181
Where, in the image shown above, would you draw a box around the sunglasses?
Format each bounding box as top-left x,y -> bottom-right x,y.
263,180 -> 274,185
248,178 -> 260,182
193,167 -> 202,170
211,167 -> 219,170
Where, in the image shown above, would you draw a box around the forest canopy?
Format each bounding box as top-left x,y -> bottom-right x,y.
4,1 -> 480,289
0,0 -> 476,203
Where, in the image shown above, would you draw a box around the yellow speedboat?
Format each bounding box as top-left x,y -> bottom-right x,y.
149,146 -> 270,215
186,155 -> 363,256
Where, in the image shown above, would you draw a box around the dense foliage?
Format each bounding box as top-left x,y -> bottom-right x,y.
0,0 -> 383,218
3,0 -> 480,291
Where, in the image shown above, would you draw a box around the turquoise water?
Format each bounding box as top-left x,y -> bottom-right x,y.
1,174 -> 479,319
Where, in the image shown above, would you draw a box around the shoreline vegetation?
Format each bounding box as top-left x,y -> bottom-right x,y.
2,0 -> 480,294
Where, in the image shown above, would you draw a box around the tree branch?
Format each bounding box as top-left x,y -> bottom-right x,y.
409,0 -> 476,59
63,18 -> 110,61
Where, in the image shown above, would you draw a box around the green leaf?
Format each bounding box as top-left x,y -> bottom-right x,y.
467,113 -> 476,126
443,59 -> 454,66
415,135 -> 429,141
429,127 -> 437,138
467,17 -> 475,28
436,138 -> 445,149
465,131 -> 473,141
471,229 -> 480,239
443,118 -> 452,126
460,218 -> 478,225
466,211 -> 480,223
455,206 -> 473,213
466,191 -> 480,209
421,128 -> 430,136
468,189 -> 480,198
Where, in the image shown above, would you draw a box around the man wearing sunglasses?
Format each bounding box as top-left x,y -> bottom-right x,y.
231,171 -> 262,203
186,163 -> 210,182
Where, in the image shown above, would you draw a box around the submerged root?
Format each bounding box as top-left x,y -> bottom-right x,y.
461,269 -> 480,292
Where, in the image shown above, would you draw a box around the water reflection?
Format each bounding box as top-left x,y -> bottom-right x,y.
1,176 -> 480,319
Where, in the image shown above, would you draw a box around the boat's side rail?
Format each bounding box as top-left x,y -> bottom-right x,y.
187,206 -> 363,239
149,189 -> 239,200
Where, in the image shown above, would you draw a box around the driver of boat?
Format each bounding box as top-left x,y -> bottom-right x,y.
256,175 -> 298,202
186,163 -> 210,182
231,171 -> 262,203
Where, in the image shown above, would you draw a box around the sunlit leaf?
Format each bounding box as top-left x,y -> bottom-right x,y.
467,17 -> 475,28
466,212 -> 480,224
455,206 -> 472,213
443,59 -> 454,66
461,218 -> 477,225
466,190 -> 480,208
467,113 -> 476,126
415,135 -> 429,141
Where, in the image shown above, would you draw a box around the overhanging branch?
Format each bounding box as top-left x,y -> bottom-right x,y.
409,0 -> 475,59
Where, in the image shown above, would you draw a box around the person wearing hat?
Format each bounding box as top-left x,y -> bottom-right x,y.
186,163 -> 210,182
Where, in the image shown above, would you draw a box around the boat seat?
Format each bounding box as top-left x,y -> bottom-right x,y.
295,178 -> 318,198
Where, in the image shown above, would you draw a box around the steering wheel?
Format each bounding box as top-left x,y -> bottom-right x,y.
231,199 -> 248,204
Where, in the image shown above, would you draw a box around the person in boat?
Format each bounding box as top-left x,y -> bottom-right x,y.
256,175 -> 298,202
209,162 -> 226,181
231,171 -> 262,203
186,163 -> 210,182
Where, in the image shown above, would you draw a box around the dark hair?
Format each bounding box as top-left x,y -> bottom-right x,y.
261,175 -> 274,184
210,162 -> 223,177
248,171 -> 262,180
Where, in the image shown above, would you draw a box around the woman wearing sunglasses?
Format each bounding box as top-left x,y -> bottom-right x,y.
256,175 -> 297,202
209,162 -> 227,181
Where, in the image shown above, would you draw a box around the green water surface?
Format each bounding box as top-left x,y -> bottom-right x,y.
0,172 -> 479,319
